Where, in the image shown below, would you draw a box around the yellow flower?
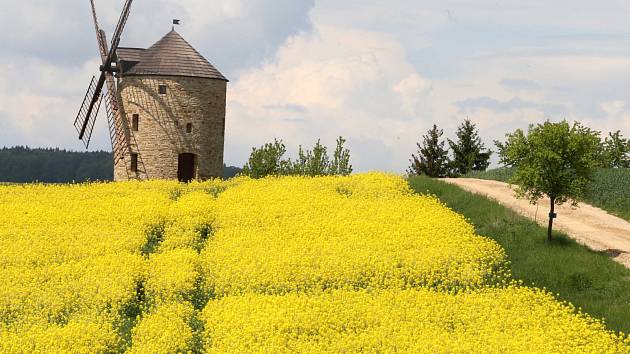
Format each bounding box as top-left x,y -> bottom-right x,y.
0,174 -> 626,352
129,302 -> 196,354
201,174 -> 508,296
202,287 -> 628,353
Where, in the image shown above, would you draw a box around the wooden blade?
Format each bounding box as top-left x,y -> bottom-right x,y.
103,84 -> 126,161
74,75 -> 104,148
78,71 -> 106,140
105,70 -> 131,160
107,0 -> 133,61
90,0 -> 108,62
100,27 -> 130,161
97,29 -> 119,118
97,29 -> 109,65
76,0 -> 133,151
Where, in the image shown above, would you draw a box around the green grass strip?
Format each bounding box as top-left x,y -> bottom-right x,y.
408,175 -> 630,334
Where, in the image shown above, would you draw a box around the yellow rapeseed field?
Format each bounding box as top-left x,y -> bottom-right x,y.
202,174 -> 509,296
203,287 -> 628,353
0,173 -> 627,353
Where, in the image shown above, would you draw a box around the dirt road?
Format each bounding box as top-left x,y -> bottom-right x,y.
441,178 -> 630,269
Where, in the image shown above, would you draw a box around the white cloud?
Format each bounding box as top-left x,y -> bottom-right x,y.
224,1 -> 630,171
422,49 -> 630,151
394,73 -> 432,115
2,92 -> 64,134
225,24 -> 433,172
178,0 -> 246,24
0,56 -> 110,150
602,101 -> 626,115
3,0 -> 630,171
598,101 -> 630,134
0,0 -> 315,151
0,0 -> 314,73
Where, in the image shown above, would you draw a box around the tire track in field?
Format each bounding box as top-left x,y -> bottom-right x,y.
441,178 -> 630,269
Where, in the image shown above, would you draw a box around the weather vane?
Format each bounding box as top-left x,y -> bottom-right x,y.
172,19 -> 180,30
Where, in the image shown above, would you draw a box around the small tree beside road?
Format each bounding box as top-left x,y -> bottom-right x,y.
408,124 -> 450,178
495,120 -> 601,241
448,119 -> 492,176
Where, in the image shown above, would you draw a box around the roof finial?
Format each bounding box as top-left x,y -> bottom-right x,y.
172,19 -> 180,31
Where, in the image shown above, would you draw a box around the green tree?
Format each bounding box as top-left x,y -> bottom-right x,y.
241,139 -> 292,178
243,137 -> 353,178
328,136 -> 353,176
289,142 -> 327,177
599,130 -> 630,168
291,145 -> 308,176
291,137 -> 352,176
304,139 -> 330,176
408,124 -> 450,177
448,120 -> 492,175
495,120 -> 601,241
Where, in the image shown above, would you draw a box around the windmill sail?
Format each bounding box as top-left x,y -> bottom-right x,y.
73,76 -> 103,148
74,0 -> 133,160
98,29 -> 130,162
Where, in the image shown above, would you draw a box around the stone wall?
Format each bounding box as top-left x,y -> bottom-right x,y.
114,75 -> 227,181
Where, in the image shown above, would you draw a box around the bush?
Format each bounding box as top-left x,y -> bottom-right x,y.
241,137 -> 353,178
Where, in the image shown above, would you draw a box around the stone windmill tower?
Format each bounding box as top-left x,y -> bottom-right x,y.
74,0 -> 228,182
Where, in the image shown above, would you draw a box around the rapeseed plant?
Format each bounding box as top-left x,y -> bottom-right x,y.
0,173 -> 626,352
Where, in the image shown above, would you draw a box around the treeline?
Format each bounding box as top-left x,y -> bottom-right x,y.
0,147 -> 243,183
409,120 -> 630,178
410,119 -> 630,240
408,120 -> 492,178
240,137 -> 353,178
0,147 -> 113,183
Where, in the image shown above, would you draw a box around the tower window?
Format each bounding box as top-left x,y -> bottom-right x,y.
158,85 -> 167,94
186,123 -> 193,133
174,120 -> 179,127
131,153 -> 138,173
132,114 -> 139,131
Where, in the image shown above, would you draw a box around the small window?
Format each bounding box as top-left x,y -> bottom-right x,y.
131,153 -> 138,172
174,120 -> 179,127
132,114 -> 139,131
158,85 -> 167,95
186,123 -> 193,133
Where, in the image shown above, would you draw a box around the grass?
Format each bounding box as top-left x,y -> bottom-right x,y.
465,167 -> 630,221
408,175 -> 630,334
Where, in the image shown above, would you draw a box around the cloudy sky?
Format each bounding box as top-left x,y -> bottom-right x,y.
2,1 -> 630,172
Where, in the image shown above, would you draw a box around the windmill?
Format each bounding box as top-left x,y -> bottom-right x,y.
73,0 -> 228,182
74,0 -> 132,163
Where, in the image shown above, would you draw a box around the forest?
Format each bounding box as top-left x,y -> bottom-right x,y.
0,147 -> 242,183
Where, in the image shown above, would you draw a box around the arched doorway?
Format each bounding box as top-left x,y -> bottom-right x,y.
178,153 -> 196,182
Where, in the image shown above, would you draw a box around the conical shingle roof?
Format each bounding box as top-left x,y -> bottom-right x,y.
122,30 -> 227,81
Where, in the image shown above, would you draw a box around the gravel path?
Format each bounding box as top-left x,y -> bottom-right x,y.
441,178 -> 630,269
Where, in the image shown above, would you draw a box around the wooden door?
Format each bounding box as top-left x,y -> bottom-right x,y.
177,153 -> 196,182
